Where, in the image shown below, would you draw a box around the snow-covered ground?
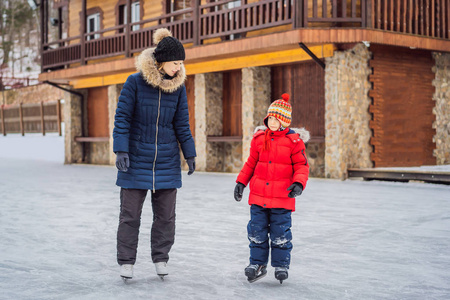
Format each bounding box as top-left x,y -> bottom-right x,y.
0,133 -> 64,163
0,134 -> 449,300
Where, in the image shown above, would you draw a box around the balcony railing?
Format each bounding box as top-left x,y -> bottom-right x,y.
42,0 -> 449,71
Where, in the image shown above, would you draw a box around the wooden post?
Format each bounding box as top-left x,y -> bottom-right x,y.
303,0 -> 308,27
192,0 -> 200,45
57,99 -> 62,136
362,0 -> 368,28
293,0 -> 301,28
432,0 -> 435,37
40,101 -> 46,136
40,0 -> 45,72
1,105 -> 5,136
19,103 -> 24,136
58,7 -> 63,47
125,0 -> 131,57
45,0 -> 49,44
80,0 -> 87,65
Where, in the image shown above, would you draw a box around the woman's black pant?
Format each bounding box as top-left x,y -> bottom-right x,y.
117,188 -> 177,265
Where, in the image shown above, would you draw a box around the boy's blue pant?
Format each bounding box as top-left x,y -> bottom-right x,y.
247,204 -> 292,268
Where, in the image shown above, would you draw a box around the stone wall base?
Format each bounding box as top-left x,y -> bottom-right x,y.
307,142 -> 325,178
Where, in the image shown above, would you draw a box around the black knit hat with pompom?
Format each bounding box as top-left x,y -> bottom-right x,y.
153,28 -> 185,62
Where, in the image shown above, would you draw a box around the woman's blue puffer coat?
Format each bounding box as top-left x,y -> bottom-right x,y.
113,48 -> 196,190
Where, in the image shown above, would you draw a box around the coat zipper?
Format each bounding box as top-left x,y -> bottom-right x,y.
152,89 -> 161,193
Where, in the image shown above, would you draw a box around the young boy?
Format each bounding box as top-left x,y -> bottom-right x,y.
234,93 -> 309,284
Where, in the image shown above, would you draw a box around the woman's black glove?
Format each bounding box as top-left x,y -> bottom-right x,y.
234,182 -> 245,202
287,182 -> 303,198
186,157 -> 195,175
116,152 -> 129,172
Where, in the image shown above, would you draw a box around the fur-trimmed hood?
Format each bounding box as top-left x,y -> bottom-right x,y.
135,48 -> 186,93
254,126 -> 310,143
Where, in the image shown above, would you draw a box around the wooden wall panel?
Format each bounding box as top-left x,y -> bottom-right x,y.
87,86 -> 109,137
69,0 -> 162,42
185,75 -> 195,137
271,61 -> 325,138
222,70 -> 242,137
369,44 -> 436,167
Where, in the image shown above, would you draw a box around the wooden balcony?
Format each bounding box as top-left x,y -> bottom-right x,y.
41,0 -> 450,72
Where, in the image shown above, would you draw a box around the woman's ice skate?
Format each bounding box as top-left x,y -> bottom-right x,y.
120,264 -> 133,282
155,262 -> 168,281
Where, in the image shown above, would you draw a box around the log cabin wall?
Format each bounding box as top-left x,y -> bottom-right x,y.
222,69 -> 243,137
69,0 -> 159,39
271,61 -> 325,138
369,44 -> 436,167
87,86 -> 109,138
67,0 -> 364,48
86,86 -> 110,164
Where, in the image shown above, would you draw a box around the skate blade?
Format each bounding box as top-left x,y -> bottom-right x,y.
158,274 -> 167,281
121,276 -> 132,283
276,274 -> 288,284
247,271 -> 267,283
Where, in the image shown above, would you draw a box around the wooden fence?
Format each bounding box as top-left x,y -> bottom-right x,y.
0,100 -> 62,136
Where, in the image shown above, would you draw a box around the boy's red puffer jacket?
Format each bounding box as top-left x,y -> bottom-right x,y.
236,127 -> 310,211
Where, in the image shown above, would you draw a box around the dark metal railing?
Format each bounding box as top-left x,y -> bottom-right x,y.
42,0 -> 449,71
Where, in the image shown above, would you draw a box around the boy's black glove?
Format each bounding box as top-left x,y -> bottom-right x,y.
287,182 -> 303,198
186,157 -> 195,175
234,182 -> 245,202
115,152 -> 129,172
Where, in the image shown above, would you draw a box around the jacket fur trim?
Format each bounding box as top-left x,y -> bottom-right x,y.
253,126 -> 310,143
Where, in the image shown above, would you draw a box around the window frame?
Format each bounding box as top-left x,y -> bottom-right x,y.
86,13 -> 100,40
116,0 -> 143,32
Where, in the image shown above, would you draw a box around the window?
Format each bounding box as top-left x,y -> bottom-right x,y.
87,13 -> 100,40
131,2 -> 140,30
165,0 -> 190,21
226,0 -> 241,40
118,1 -> 140,32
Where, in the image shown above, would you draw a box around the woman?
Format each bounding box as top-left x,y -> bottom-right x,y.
113,28 -> 196,280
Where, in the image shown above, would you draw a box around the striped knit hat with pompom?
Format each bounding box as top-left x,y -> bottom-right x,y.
153,28 -> 185,62
264,93 -> 292,128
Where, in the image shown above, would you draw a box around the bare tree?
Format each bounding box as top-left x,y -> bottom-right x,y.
0,0 -> 34,67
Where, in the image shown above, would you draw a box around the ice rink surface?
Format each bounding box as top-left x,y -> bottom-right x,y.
1,134 -> 449,300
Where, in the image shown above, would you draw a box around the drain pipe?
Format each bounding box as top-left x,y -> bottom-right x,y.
44,81 -> 86,162
298,43 -> 326,69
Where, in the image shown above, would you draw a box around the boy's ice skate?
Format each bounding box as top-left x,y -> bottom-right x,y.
155,262 -> 168,280
120,264 -> 133,282
274,267 -> 288,284
245,264 -> 267,283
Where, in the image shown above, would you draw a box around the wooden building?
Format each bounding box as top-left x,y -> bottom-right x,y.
38,0 -> 450,179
